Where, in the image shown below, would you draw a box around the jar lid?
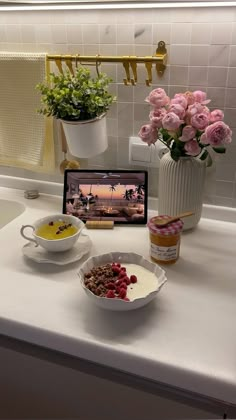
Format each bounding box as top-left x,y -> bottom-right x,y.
147,215 -> 184,236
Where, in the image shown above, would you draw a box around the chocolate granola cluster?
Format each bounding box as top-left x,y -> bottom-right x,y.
84,263 -> 115,297
83,262 -> 137,300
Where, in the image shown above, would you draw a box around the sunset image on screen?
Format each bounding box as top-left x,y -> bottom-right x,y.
65,171 -> 146,223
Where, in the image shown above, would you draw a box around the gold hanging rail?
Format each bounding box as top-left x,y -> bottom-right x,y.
46,41 -> 167,85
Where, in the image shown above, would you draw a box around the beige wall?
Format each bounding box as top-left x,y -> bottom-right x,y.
0,6 -> 236,206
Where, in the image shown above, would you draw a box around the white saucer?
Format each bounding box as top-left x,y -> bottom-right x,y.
22,234 -> 92,265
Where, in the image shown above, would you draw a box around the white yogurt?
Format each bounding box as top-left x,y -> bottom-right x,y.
123,263 -> 158,300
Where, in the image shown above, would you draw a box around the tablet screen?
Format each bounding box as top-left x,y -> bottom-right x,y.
63,169 -> 148,224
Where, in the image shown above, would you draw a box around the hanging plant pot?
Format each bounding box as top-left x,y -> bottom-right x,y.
61,113 -> 108,159
158,152 -> 207,230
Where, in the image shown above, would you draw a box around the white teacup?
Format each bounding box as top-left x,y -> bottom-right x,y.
20,214 -> 84,252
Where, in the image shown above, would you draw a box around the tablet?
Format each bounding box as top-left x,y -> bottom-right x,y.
63,169 -> 148,224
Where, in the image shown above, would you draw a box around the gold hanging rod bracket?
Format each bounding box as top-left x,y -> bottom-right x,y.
155,40 -> 167,77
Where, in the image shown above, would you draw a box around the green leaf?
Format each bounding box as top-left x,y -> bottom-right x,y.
36,66 -> 115,121
160,128 -> 171,143
199,149 -> 209,161
170,148 -> 182,162
213,147 -> 226,154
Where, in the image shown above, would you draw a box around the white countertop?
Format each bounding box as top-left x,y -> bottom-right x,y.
0,183 -> 236,406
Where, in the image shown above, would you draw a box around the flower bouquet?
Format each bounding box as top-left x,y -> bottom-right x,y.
138,88 -> 232,163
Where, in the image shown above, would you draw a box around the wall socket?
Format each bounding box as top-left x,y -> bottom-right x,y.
129,136 -> 168,168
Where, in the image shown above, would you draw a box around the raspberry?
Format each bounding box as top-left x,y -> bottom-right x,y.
124,297 -> 130,301
107,282 -> 116,290
115,279 -> 123,286
112,266 -> 121,274
106,290 -> 115,298
118,272 -> 126,279
116,286 -> 121,294
120,282 -> 127,289
123,276 -> 131,285
130,275 -> 137,283
119,288 -> 127,299
116,263 -> 121,267
120,267 -> 126,272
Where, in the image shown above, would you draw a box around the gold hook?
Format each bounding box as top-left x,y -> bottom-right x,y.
95,55 -> 101,77
55,57 -> 63,74
122,60 -> 131,85
129,60 -> 137,85
65,55 -> 74,76
145,61 -> 152,86
75,54 -> 80,68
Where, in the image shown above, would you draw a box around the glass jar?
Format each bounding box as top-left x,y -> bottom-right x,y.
147,216 -> 184,265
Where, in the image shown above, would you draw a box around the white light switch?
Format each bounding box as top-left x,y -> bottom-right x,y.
129,136 -> 168,167
131,142 -> 151,162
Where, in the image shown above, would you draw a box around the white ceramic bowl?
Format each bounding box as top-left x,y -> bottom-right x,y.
78,252 -> 167,311
20,214 -> 84,252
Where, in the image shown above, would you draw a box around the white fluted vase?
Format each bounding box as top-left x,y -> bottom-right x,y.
158,152 -> 206,230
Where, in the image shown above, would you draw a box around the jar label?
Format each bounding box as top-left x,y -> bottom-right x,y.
150,242 -> 179,261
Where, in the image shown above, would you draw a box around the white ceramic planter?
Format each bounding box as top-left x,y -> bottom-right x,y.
158,152 -> 206,230
61,114 -> 108,159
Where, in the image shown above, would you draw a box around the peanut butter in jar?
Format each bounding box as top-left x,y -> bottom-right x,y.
147,216 -> 184,264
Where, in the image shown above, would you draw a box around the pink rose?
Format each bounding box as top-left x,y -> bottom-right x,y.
193,90 -> 211,105
184,139 -> 201,156
138,124 -> 158,146
171,94 -> 188,110
187,103 -> 205,116
145,88 -> 170,108
149,108 -> 167,128
200,121 -> 232,146
191,113 -> 209,130
186,104 -> 210,125
168,103 -> 185,120
162,112 -> 184,131
179,125 -> 197,142
201,106 -> 210,117
184,91 -> 195,106
210,109 -> 224,123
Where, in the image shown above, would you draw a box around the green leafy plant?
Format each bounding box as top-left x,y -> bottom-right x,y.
36,67 -> 115,121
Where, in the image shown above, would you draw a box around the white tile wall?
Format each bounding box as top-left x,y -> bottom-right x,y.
0,6 -> 236,208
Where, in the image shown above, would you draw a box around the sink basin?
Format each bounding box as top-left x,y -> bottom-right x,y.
0,199 -> 25,229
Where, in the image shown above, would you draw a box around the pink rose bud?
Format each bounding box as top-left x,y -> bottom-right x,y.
162,112 -> 184,131
179,125 -> 197,142
184,139 -> 201,156
210,109 -> 224,123
138,124 -> 158,146
145,88 -> 170,108
168,103 -> 185,120
171,94 -> 188,110
191,113 -> 209,130
184,91 -> 195,106
149,108 -> 167,128
201,121 -> 232,147
193,90 -> 211,105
